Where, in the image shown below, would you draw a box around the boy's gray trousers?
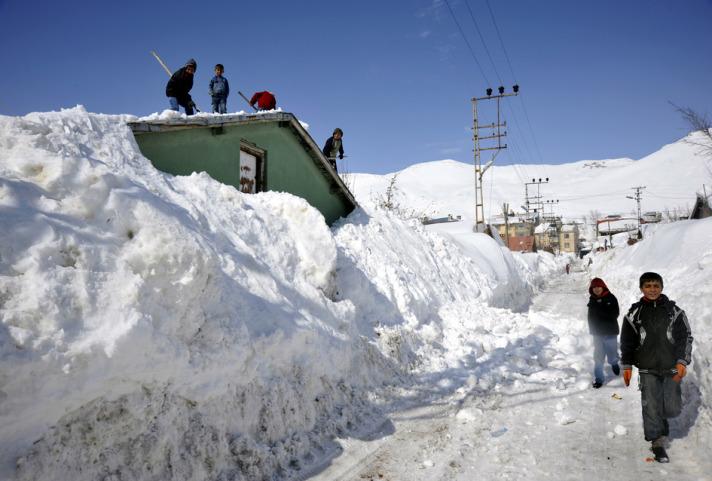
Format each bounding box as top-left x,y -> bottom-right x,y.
639,372 -> 682,442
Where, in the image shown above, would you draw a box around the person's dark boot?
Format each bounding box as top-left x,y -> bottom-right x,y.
612,364 -> 620,376
652,437 -> 669,462
592,379 -> 603,389
652,446 -> 669,463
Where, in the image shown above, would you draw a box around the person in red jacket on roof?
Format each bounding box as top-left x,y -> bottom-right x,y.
249,91 -> 276,111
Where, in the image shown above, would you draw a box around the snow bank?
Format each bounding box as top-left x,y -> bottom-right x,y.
0,107 -> 378,480
588,218 -> 712,436
0,107 -> 544,480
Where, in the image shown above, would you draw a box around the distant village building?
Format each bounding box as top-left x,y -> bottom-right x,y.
491,215 -> 536,253
641,211 -> 662,224
596,215 -> 637,236
559,224 -> 580,255
532,219 -> 580,255
533,221 -> 558,253
128,112 -> 356,226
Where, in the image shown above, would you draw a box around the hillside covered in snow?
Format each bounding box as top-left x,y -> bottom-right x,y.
1,107 -> 711,480
346,132 -> 711,229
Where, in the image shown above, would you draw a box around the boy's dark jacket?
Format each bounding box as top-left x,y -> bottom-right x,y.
620,294 -> 693,372
322,137 -> 344,160
587,280 -> 619,336
166,67 -> 194,105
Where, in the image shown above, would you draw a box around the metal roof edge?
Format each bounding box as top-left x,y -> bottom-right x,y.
282,115 -> 358,210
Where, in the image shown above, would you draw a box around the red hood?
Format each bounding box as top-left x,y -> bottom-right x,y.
589,277 -> 610,297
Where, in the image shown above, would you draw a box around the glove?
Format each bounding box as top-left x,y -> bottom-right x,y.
623,368 -> 632,387
672,363 -> 686,383
339,154 -> 344,159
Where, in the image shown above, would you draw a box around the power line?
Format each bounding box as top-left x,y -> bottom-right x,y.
484,0 -> 518,83
482,0 -> 545,165
464,0 -> 504,86
443,0 -> 491,86
517,93 -> 546,164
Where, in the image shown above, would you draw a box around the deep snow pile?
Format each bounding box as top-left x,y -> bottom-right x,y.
587,218 -> 712,432
0,107 -> 549,480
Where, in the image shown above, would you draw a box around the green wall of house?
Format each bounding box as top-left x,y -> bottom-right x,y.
132,121 -> 354,225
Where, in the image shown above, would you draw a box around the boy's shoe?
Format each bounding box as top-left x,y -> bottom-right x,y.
652,446 -> 669,463
612,364 -> 620,376
592,380 -> 603,389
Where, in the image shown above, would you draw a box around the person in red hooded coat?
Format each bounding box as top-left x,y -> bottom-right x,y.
249,91 -> 276,111
587,277 -> 620,388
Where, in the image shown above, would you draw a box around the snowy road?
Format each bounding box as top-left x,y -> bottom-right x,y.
307,270 -> 711,481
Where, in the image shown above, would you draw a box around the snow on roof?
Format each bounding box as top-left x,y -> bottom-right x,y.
534,223 -> 552,234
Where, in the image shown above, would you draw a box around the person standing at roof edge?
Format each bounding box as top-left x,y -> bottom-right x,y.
620,272 -> 693,463
249,90 -> 276,111
586,277 -> 620,389
322,128 -> 344,172
209,63 -> 230,114
166,58 -> 197,115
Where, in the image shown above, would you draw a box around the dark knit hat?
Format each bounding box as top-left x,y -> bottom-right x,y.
639,272 -> 663,288
185,58 -> 197,69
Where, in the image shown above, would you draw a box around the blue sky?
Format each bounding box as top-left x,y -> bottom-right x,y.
1,0 -> 711,174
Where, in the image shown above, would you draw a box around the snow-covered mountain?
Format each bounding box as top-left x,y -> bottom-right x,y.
347,133 -> 711,227
1,107 -> 711,480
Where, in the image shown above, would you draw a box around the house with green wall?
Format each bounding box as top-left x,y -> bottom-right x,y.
128,112 -> 357,225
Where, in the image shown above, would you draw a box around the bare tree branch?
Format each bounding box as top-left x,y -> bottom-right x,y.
670,102 -> 712,146
670,102 -> 712,178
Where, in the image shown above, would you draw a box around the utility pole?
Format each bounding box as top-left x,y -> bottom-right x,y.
472,85 -> 519,233
626,186 -> 646,239
524,177 -> 549,224
502,203 -> 510,245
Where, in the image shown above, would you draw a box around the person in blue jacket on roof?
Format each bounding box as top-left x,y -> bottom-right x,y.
209,63 -> 230,114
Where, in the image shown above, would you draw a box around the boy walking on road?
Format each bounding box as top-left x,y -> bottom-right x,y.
620,272 -> 693,463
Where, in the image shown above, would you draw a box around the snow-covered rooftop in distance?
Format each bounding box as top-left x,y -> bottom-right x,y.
534,223 -> 551,234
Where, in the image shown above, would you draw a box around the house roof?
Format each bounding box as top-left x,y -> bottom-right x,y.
534,223 -> 552,234
128,111 -> 357,208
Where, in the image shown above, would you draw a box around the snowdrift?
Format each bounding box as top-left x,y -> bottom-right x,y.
0,107 -> 545,480
588,218 -> 712,441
